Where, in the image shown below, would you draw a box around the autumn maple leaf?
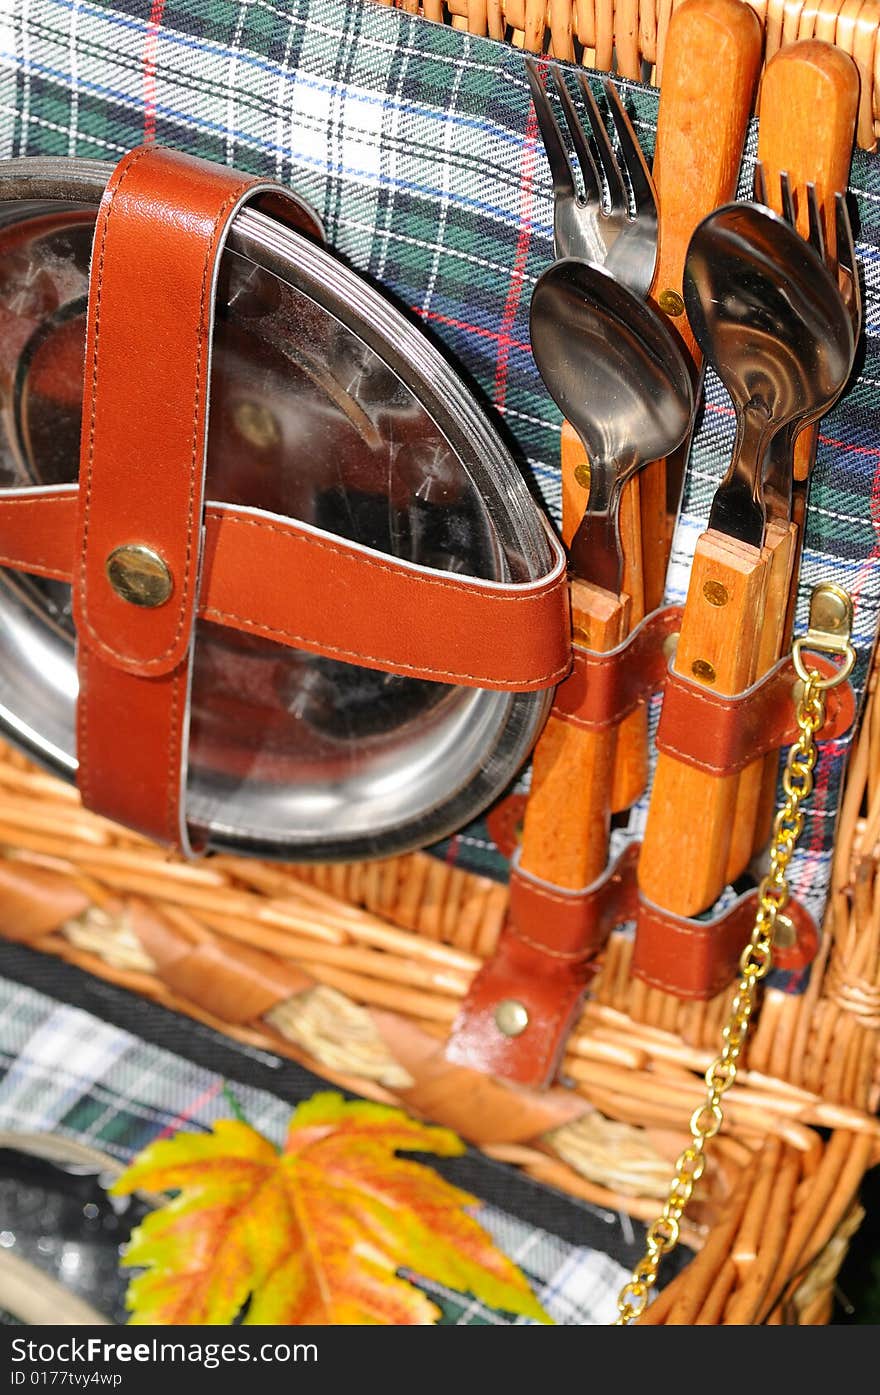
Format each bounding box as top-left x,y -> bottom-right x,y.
110,1091 -> 551,1325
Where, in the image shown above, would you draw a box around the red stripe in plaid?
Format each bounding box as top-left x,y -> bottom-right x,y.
155,1078 -> 223,1139
416,307 -> 531,354
142,0 -> 167,142
493,106 -> 539,411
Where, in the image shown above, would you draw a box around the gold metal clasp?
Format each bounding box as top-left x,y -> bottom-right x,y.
792,582 -> 856,691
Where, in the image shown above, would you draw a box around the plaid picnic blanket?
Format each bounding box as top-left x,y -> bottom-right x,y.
0,949 -> 671,1326
0,0 -> 878,974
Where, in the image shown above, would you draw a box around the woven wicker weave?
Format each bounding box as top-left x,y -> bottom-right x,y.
374,0 -> 880,150
1,0 -> 879,1328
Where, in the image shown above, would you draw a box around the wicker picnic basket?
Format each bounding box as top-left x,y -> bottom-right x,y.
2,0 -> 880,1328
379,0 -> 880,150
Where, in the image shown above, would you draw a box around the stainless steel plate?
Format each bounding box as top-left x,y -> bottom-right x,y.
0,159 -> 556,861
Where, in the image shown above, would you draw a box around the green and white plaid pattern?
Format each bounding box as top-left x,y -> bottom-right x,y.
0,0 -> 878,978
0,969 -> 633,1326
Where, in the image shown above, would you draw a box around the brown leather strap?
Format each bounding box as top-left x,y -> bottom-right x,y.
632,888 -> 820,999
72,146 -> 306,853
655,652 -> 856,773
444,847 -> 638,1087
508,844 -> 639,956
445,841 -> 820,1084
0,486 -> 570,691
551,604 -> 683,729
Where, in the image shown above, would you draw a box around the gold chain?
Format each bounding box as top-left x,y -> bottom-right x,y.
614,669 -> 831,1326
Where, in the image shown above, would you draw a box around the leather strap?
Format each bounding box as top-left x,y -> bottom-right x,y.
72,146 -> 314,853
655,651 -> 856,773
0,486 -> 570,691
552,604 -> 683,729
632,888 -> 820,999
445,842 -> 820,1084
445,847 -> 638,1087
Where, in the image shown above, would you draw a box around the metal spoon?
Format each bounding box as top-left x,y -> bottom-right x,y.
530,257 -> 694,593
683,202 -> 854,548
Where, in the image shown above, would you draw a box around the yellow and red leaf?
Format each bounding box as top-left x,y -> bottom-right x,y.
111,1091 -> 550,1326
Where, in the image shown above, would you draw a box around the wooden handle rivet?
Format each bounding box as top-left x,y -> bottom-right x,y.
574,462 -> 591,490
691,658 -> 717,684
573,623 -> 591,646
702,580 -> 730,607
494,999 -> 530,1037
658,289 -> 685,317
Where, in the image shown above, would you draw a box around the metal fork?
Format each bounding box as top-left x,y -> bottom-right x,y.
757,166 -> 862,524
524,57 -> 658,297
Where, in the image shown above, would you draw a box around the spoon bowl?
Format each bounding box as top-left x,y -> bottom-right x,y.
684,202 -> 854,546
530,257 -> 694,592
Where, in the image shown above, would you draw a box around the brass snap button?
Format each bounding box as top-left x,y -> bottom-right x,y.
494,999 -> 529,1037
105,545 -> 173,608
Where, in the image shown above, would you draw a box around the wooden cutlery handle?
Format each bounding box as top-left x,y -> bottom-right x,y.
519,577 -> 630,888
638,530 -> 770,916
757,40 -> 859,483
560,421 -> 649,814
649,0 -> 763,360
724,519 -> 799,883
743,40 -> 860,861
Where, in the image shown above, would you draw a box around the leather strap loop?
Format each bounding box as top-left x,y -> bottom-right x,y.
632,888 -> 820,1000
0,486 -> 570,691
552,605 -> 683,729
72,145 -> 315,854
655,651 -> 856,773
445,842 -> 820,1084
444,847 -> 638,1087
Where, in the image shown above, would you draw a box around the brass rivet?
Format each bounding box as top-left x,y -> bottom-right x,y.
773,914 -> 797,950
792,678 -> 806,707
658,289 -> 685,317
572,623 -> 591,646
105,545 -> 173,608
810,583 -> 850,634
692,658 -> 716,684
574,462 -> 591,490
233,399 -> 280,450
494,999 -> 529,1037
662,631 -> 680,661
703,580 -> 729,607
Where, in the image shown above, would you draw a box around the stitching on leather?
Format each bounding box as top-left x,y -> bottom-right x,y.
201,603 -> 569,687
0,557 -> 68,581
166,669 -> 181,847
78,159 -> 257,669
78,144 -> 152,644
77,648 -> 90,807
205,510 -> 568,606
505,926 -> 597,960
512,877 -> 615,907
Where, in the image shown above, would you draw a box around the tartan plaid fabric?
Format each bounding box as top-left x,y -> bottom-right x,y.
0,0 -> 878,971
0,969 -> 633,1325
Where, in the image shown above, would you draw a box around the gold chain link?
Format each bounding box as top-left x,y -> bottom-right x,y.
614,670 -> 829,1326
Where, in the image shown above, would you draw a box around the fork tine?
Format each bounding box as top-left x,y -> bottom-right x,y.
779,171 -> 797,229
835,191 -> 862,340
805,183 -> 826,262
574,72 -> 628,214
752,159 -> 767,205
524,58 -> 578,203
552,70 -> 603,208
603,80 -> 657,222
